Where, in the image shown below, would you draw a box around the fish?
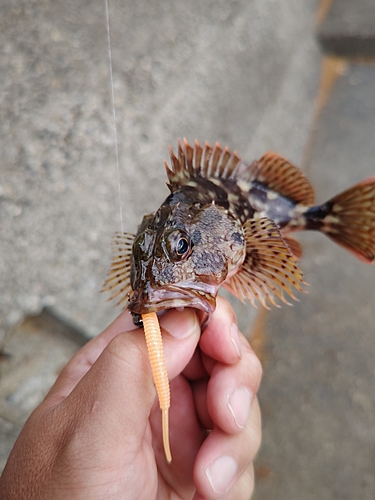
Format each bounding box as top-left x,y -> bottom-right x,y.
103,139 -> 375,325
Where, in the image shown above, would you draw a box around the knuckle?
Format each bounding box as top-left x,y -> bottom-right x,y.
244,348 -> 263,391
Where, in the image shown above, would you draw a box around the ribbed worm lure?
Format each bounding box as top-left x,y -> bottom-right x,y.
141,312 -> 171,463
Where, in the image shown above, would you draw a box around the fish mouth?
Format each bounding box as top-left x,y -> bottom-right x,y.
127,282 -> 218,316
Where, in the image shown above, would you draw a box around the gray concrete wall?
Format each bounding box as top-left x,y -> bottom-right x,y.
0,0 -> 320,342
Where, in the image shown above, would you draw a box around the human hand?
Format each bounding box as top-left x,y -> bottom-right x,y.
0,297 -> 262,499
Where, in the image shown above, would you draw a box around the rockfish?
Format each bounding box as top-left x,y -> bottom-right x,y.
103,140 -> 375,324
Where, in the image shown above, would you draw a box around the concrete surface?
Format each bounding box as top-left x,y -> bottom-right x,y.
318,0 -> 375,57
253,63 -> 375,500
0,0 -> 320,344
0,312 -> 82,472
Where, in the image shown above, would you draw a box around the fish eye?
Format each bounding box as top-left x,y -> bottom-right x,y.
163,230 -> 192,261
177,236 -> 189,256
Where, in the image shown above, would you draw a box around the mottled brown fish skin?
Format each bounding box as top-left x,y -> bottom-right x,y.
164,141 -> 375,263
128,188 -> 246,315
103,140 -> 375,320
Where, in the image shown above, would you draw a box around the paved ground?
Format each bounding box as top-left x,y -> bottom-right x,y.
318,0 -> 375,57
1,1 -> 375,499
0,312 -> 84,471
253,62 -> 375,500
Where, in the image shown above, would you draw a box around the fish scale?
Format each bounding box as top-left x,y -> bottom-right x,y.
103,139 -> 375,318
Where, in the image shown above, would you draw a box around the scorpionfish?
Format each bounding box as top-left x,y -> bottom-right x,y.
103,140 -> 375,324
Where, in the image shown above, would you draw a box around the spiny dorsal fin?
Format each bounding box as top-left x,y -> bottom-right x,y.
248,152 -> 315,205
165,142 -> 315,206
165,139 -> 243,189
223,218 -> 306,308
102,232 -> 134,307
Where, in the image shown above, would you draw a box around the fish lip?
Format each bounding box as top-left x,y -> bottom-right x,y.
127,282 -> 218,315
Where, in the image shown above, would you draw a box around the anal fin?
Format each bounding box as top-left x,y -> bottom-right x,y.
283,235 -> 303,261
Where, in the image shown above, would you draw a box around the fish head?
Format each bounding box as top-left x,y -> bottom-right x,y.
128,201 -> 245,316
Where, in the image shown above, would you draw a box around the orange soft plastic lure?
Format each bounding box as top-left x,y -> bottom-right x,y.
141,312 -> 172,463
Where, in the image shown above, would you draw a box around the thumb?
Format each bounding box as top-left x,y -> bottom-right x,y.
158,308 -> 201,377
52,308 -> 201,454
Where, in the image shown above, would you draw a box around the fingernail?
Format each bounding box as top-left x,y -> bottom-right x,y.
230,323 -> 242,358
206,455 -> 237,494
161,309 -> 199,339
228,387 -> 252,429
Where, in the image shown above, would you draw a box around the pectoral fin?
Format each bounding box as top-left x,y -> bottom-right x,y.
102,232 -> 135,307
224,218 -> 306,308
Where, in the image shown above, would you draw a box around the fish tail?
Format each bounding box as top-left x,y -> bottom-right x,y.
304,177 -> 375,263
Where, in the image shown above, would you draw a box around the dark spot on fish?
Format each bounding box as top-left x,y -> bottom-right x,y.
193,251 -> 226,275
249,182 -> 269,203
154,209 -> 162,226
132,313 -> 143,327
232,232 -> 243,245
192,229 -> 202,245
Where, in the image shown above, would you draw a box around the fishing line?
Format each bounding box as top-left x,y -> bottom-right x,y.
103,4 -> 172,462
104,0 -> 124,234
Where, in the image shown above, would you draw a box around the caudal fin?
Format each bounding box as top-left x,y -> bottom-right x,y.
322,177 -> 375,263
